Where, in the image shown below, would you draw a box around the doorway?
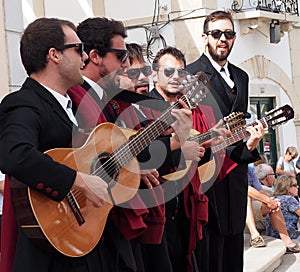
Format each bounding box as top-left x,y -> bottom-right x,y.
250,97 -> 278,169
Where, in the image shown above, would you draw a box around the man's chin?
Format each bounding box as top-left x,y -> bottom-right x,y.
165,89 -> 180,98
135,85 -> 149,95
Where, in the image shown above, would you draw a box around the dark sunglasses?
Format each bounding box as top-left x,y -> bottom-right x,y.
55,43 -> 84,57
205,29 -> 236,40
291,183 -> 299,188
266,173 -> 277,178
105,48 -> 129,63
163,67 -> 187,78
126,66 -> 152,79
289,152 -> 297,159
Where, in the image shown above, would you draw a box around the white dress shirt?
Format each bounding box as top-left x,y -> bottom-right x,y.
41,84 -> 78,126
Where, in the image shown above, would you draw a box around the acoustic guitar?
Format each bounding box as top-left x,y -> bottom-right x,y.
199,104 -> 294,183
163,104 -> 294,183
10,74 -> 207,257
161,111 -> 246,181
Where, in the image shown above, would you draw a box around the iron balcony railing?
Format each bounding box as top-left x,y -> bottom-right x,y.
232,0 -> 299,15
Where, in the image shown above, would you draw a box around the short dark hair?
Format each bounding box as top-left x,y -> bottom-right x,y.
20,18 -> 76,75
126,43 -> 144,64
152,46 -> 186,71
203,10 -> 234,33
77,17 -> 127,64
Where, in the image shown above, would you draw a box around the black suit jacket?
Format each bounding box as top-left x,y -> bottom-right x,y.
187,54 -> 259,235
0,78 -> 76,202
0,78 -> 104,272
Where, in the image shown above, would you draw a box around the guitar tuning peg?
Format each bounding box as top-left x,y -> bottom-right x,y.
186,74 -> 192,81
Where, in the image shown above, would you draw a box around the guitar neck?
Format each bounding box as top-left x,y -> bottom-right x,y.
188,130 -> 219,144
188,115 -> 245,145
211,117 -> 268,153
112,96 -> 189,169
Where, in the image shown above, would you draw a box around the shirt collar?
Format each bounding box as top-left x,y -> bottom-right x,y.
83,76 -> 104,99
41,84 -> 71,110
205,53 -> 229,75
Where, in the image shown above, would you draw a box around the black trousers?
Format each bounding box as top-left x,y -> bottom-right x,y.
195,225 -> 244,272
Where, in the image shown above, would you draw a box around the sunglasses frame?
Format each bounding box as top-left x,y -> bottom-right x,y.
55,43 -> 84,57
206,29 -> 236,40
163,67 -> 187,78
126,65 -> 152,79
105,48 -> 129,63
266,173 -> 277,178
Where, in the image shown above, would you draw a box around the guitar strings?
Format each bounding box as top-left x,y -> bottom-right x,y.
211,118 -> 268,153
90,99 -> 183,180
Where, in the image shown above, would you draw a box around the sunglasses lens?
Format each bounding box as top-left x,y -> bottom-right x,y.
121,52 -> 129,63
209,30 -> 235,39
163,67 -> 186,78
141,66 -> 152,76
127,68 -> 140,79
178,69 -> 187,78
116,52 -> 127,63
164,67 -> 175,77
211,30 -> 222,39
224,30 -> 235,39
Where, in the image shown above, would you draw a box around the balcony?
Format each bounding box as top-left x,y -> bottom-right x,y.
231,0 -> 298,15
231,0 -> 300,43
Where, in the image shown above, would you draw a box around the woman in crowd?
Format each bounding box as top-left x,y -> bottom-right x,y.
276,146 -> 298,177
266,175 -> 300,251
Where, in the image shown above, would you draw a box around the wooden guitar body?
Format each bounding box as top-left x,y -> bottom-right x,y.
11,123 -> 140,257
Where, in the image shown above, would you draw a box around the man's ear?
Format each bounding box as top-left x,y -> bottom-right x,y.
152,71 -> 158,84
202,33 -> 208,46
88,49 -> 102,65
48,48 -> 60,63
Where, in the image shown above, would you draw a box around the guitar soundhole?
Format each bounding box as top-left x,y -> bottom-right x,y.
90,152 -> 119,185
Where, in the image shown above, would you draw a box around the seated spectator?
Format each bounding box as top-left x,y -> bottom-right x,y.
246,164 -> 300,252
295,156 -> 300,198
246,166 -> 267,247
246,163 -> 274,239
266,175 -> 300,251
255,163 -> 276,195
276,146 -> 298,177
249,152 -> 268,170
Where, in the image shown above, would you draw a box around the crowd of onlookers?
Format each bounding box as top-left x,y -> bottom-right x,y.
246,147 -> 300,253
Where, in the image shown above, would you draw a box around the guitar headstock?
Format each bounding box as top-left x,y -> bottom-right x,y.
264,104 -> 294,129
180,71 -> 209,109
224,112 -> 246,133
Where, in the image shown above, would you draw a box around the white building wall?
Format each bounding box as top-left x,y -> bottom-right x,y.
5,0 -> 26,92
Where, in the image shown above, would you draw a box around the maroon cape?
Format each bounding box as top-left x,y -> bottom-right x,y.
185,105 -> 237,272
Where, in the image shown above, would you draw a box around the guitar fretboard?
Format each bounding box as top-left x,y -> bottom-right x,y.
211,118 -> 268,153
188,130 -> 219,144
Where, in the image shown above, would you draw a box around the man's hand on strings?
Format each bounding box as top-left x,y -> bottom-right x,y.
202,119 -> 231,148
182,141 -> 206,162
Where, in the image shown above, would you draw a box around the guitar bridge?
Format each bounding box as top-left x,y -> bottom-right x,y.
66,191 -> 85,226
